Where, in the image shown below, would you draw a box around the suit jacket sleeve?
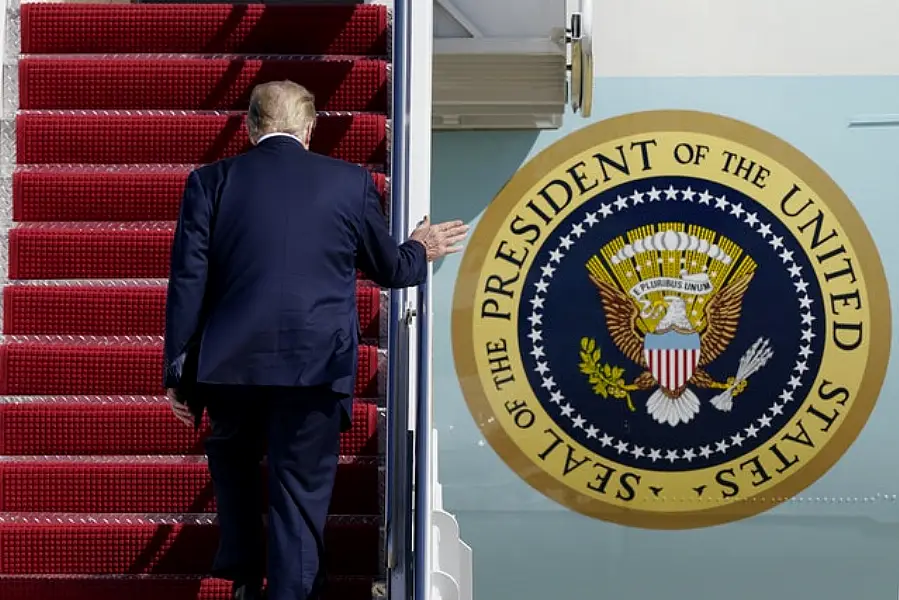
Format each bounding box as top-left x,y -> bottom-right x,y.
355,170 -> 427,288
163,170 -> 214,388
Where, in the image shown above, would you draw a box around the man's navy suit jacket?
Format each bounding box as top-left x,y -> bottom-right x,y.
163,135 -> 427,427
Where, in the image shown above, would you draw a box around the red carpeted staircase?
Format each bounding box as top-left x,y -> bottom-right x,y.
0,3 -> 391,599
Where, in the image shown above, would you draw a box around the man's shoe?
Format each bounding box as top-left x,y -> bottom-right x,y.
232,581 -> 264,600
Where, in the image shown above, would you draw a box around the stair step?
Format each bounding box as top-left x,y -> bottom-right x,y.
0,397 -> 380,456
8,222 -> 173,279
0,514 -> 379,575
19,57 -> 388,112
14,111 -> 387,165
8,223 -> 388,280
11,166 -> 387,222
20,3 -> 388,56
3,282 -> 382,340
0,456 -> 379,514
0,337 -> 382,398
0,575 -> 374,600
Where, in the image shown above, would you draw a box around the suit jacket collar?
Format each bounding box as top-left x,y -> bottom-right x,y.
256,133 -> 306,150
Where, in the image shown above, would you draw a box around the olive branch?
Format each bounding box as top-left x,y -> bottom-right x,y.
578,337 -> 636,412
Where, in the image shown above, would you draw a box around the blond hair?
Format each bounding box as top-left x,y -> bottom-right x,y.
246,81 -> 317,144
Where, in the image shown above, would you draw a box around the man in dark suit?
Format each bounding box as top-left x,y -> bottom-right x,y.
163,80 -> 468,600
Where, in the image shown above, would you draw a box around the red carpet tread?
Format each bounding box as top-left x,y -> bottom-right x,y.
8,224 -> 387,281
12,167 -> 387,222
20,4 -> 388,56
3,283 -> 382,340
19,57 -> 388,112
0,399 -> 380,456
0,457 -> 379,515
9,222 -> 177,279
0,514 -> 379,575
0,338 -> 380,398
0,575 -> 374,600
16,112 -> 387,165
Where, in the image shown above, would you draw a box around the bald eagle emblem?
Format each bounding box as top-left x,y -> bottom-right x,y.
578,227 -> 774,427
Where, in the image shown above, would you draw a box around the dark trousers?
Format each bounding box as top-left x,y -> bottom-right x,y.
203,385 -> 343,600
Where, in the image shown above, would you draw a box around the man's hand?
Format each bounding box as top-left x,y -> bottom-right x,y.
167,389 -> 194,427
409,216 -> 469,261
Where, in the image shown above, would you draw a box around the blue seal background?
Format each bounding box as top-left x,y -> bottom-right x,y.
519,175 -> 826,472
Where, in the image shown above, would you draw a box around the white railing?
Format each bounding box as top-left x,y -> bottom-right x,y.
385,0 -> 415,596
385,0 -> 472,598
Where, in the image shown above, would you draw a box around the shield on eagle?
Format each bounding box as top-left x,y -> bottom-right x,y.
642,331 -> 701,393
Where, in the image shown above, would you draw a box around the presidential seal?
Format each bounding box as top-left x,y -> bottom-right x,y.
451,110 -> 890,529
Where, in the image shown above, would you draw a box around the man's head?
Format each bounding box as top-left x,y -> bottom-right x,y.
246,80 -> 317,147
